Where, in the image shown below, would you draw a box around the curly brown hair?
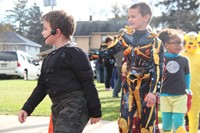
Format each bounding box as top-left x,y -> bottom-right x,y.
158,28 -> 184,47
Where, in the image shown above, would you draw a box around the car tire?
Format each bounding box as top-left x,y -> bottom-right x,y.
23,70 -> 28,80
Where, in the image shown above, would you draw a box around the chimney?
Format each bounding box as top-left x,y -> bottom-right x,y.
89,15 -> 92,21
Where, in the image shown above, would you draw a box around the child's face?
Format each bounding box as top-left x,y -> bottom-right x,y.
165,35 -> 183,54
128,8 -> 150,31
41,20 -> 55,45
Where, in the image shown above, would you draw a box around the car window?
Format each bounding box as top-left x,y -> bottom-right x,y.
27,56 -> 35,65
27,57 -> 32,64
0,51 -> 17,61
18,54 -> 25,61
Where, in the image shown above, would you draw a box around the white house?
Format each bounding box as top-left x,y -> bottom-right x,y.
0,32 -> 41,58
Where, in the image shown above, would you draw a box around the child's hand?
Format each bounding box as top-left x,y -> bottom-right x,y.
90,117 -> 101,124
18,110 -> 28,124
145,93 -> 156,107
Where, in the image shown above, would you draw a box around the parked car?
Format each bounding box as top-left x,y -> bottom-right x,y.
0,50 -> 41,80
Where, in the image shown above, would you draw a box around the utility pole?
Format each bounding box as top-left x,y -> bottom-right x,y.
43,0 -> 57,10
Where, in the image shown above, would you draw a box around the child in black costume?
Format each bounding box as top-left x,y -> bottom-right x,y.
18,10 -> 101,133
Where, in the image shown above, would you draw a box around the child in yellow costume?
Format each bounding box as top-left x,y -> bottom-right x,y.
182,32 -> 200,133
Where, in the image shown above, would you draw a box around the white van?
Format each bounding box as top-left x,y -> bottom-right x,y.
0,50 -> 41,80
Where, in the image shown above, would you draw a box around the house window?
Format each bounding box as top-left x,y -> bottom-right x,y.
101,35 -> 107,43
19,54 -> 25,61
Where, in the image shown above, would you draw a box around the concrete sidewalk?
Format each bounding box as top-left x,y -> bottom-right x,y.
1,115 -> 197,133
0,115 -> 119,133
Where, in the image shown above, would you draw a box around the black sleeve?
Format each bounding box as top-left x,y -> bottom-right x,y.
66,47 -> 102,118
21,61 -> 48,116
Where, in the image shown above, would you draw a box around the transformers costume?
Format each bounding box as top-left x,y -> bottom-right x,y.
99,27 -> 164,133
182,32 -> 200,133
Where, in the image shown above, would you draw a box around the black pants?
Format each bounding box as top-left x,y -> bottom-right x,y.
104,62 -> 114,88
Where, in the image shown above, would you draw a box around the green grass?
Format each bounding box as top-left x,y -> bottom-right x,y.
97,83 -> 121,120
0,79 -> 161,122
0,79 -> 51,116
0,79 -> 120,121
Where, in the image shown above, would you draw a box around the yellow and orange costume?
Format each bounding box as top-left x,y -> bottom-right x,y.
99,26 -> 164,133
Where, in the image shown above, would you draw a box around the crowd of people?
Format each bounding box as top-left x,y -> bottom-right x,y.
17,1 -> 200,133
91,2 -> 200,133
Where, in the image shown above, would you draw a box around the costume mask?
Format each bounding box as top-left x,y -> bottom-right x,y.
183,32 -> 199,54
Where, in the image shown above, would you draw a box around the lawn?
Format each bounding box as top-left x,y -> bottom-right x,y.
0,79 -> 121,121
0,79 -> 161,122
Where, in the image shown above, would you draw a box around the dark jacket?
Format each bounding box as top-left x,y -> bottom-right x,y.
22,43 -> 102,118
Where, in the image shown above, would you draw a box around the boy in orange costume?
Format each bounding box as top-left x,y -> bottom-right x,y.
99,2 -> 164,133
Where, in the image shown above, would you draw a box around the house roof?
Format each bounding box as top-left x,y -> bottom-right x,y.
74,20 -> 128,36
0,31 -> 41,47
